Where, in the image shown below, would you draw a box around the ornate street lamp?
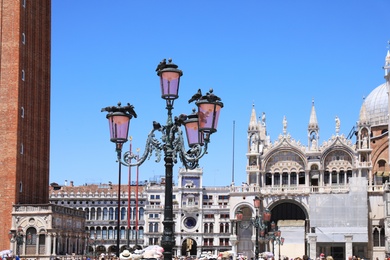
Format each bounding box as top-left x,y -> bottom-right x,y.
89,232 -> 98,259
102,58 -> 223,260
9,226 -> 24,256
101,102 -> 137,257
235,197 -> 283,260
235,196 -> 264,260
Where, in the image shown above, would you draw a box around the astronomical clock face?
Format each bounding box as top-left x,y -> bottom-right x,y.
184,217 -> 197,229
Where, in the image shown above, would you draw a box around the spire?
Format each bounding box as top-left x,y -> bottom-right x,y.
359,97 -> 369,125
249,103 -> 258,130
308,99 -> 319,131
385,49 -> 390,77
308,99 -> 319,150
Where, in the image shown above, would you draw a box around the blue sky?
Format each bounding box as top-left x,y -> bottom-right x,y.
50,1 -> 389,187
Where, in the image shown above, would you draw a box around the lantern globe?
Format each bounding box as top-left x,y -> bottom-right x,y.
253,196 -> 261,209
107,111 -> 131,144
157,59 -> 183,101
263,209 -> 271,222
183,110 -> 204,147
196,100 -> 223,134
236,208 -> 244,221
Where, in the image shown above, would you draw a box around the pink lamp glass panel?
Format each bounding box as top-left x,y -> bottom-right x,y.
160,71 -> 180,99
108,115 -> 130,142
198,103 -> 222,132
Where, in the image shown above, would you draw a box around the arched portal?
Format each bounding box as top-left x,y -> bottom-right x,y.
270,202 -> 307,223
235,200 -> 308,260
181,238 -> 197,257
269,200 -> 308,259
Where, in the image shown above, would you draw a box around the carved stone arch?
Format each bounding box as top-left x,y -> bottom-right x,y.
321,148 -> 355,172
372,140 -> 389,168
234,201 -> 256,217
181,236 -> 197,256
321,144 -> 356,170
310,164 -> 319,170
264,149 -> 306,173
268,198 -> 309,225
264,146 -> 307,170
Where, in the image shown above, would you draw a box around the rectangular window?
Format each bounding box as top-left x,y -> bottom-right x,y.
22,70 -> 25,81
22,33 -> 26,44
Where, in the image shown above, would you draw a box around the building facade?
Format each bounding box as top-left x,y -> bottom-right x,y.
0,1 -> 86,258
229,50 -> 390,260
49,50 -> 390,260
49,170 -> 232,258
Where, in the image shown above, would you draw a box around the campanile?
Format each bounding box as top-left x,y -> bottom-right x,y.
0,0 -> 51,249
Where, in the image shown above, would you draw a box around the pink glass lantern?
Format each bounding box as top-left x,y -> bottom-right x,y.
183,109 -> 204,147
253,196 -> 261,209
157,59 -> 183,101
236,208 -> 244,221
103,102 -> 137,149
263,209 -> 271,222
196,89 -> 223,138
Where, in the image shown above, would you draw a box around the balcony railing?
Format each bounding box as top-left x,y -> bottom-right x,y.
230,184 -> 386,195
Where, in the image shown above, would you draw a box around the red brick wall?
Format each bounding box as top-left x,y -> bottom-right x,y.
371,126 -> 390,172
0,0 -> 51,250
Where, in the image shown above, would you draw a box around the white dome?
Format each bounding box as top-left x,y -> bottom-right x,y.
362,83 -> 388,126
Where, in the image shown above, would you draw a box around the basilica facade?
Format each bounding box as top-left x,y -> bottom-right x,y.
229,50 -> 390,260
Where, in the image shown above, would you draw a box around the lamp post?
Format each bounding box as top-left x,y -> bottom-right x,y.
85,232 -> 90,257
235,196 -> 283,260
89,232 -> 98,259
276,237 -> 284,260
102,58 -> 223,260
9,226 -> 24,256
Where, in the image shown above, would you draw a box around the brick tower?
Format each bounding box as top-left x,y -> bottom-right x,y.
0,0 -> 51,250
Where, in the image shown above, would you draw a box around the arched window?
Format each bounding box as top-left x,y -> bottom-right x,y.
120,227 -> 126,239
378,160 -> 386,171
282,172 -> 288,185
103,208 -> 108,220
290,172 -> 297,185
91,208 -> 96,220
225,223 -> 229,233
26,227 -> 37,245
139,227 -> 144,238
373,227 -> 386,247
274,173 -> 280,185
108,228 -> 114,239
109,208 -> 114,220
97,208 -> 102,220
139,207 -> 145,220
85,208 -> 90,220
121,207 -> 126,220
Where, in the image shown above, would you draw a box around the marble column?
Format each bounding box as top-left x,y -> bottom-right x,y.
307,234 -> 317,260
45,233 -> 52,255
344,235 -> 353,260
